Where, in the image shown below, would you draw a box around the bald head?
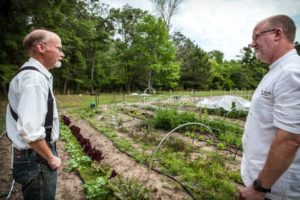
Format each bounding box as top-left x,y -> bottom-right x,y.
22,29 -> 64,69
259,15 -> 296,43
251,15 -> 296,64
23,29 -> 60,54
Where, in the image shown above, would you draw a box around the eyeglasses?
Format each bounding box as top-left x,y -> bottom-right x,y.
252,28 -> 277,41
39,41 -> 63,52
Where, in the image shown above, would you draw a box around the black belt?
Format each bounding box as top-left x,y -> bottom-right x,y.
13,142 -> 56,157
13,147 -> 34,156
13,145 -> 55,166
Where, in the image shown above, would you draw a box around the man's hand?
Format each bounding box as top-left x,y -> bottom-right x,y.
238,185 -> 265,200
47,155 -> 61,170
29,139 -> 62,170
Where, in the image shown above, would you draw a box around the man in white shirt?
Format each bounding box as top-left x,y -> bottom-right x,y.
6,29 -> 64,200
238,15 -> 300,200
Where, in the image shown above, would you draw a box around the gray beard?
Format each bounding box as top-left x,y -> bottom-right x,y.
54,61 -> 62,68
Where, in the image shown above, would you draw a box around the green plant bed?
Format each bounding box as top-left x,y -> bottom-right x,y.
151,108 -> 198,131
199,107 -> 248,120
60,124 -> 150,200
71,110 -> 242,199
149,108 -> 244,148
157,150 -> 239,199
118,107 -> 149,120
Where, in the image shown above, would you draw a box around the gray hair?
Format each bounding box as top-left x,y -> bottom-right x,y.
23,29 -> 51,52
267,15 -> 296,43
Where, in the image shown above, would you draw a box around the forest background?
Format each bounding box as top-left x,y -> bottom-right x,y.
1,0 -> 300,96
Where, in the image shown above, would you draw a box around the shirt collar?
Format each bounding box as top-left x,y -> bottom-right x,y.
22,58 -> 52,79
269,49 -> 297,70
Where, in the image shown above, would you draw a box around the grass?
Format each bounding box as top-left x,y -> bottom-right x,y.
56,90 -> 253,110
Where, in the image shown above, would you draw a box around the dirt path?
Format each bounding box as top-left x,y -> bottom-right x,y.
0,133 -> 22,200
68,115 -> 192,200
0,133 -> 85,200
55,140 -> 86,200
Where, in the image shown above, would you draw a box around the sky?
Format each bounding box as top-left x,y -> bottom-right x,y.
101,0 -> 300,60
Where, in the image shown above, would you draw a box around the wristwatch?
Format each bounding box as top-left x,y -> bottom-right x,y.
253,179 -> 271,193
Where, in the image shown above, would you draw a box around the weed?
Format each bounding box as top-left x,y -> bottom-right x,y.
84,177 -> 113,199
164,135 -> 193,154
110,177 -> 151,200
217,142 -> 226,150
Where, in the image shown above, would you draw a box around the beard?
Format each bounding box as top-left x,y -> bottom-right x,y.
54,61 -> 62,68
255,50 -> 270,64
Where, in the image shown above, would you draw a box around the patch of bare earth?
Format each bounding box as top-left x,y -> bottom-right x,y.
0,133 -> 85,200
68,115 -> 192,200
56,139 -> 86,200
0,134 -> 22,200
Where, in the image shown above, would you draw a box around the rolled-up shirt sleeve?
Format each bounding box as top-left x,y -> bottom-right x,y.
16,82 -> 48,143
273,67 -> 300,134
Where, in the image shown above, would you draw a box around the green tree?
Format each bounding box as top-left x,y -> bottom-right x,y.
109,5 -> 179,92
80,1 -> 113,93
209,46 -> 267,90
133,14 -> 180,89
1,0 -> 273,95
0,0 -> 34,94
239,45 -> 268,89
109,6 -> 149,92
208,50 -> 224,64
172,32 -> 211,90
209,60 -> 225,90
52,0 -> 106,93
51,0 -> 90,93
209,60 -> 239,90
0,0 -> 96,94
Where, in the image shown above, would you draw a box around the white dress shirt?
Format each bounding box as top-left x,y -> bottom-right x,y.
6,58 -> 59,150
241,49 -> 300,199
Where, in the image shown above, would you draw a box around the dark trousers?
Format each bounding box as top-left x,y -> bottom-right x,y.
12,144 -> 58,200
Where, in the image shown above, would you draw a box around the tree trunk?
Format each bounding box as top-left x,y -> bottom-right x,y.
91,51 -> 96,94
126,81 -> 131,94
63,80 -> 68,94
1,83 -> 7,96
148,70 -> 152,88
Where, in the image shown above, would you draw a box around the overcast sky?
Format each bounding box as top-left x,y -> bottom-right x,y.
101,0 -> 300,60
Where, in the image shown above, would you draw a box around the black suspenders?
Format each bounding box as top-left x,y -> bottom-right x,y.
9,66 -> 54,143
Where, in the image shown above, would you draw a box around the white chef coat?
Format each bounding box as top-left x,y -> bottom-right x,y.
241,49 -> 300,199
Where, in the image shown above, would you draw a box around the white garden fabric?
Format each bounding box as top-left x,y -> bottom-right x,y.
196,95 -> 250,111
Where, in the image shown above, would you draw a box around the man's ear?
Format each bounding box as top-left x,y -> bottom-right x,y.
35,42 -> 46,53
274,28 -> 283,41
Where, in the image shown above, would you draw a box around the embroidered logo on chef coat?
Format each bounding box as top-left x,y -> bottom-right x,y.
261,90 -> 272,99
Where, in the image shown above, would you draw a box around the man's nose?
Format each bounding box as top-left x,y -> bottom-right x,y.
250,41 -> 257,48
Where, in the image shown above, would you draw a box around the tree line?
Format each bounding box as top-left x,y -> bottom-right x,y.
1,0 -> 299,95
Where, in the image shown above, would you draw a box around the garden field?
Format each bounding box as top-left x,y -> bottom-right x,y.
0,90 -> 252,200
